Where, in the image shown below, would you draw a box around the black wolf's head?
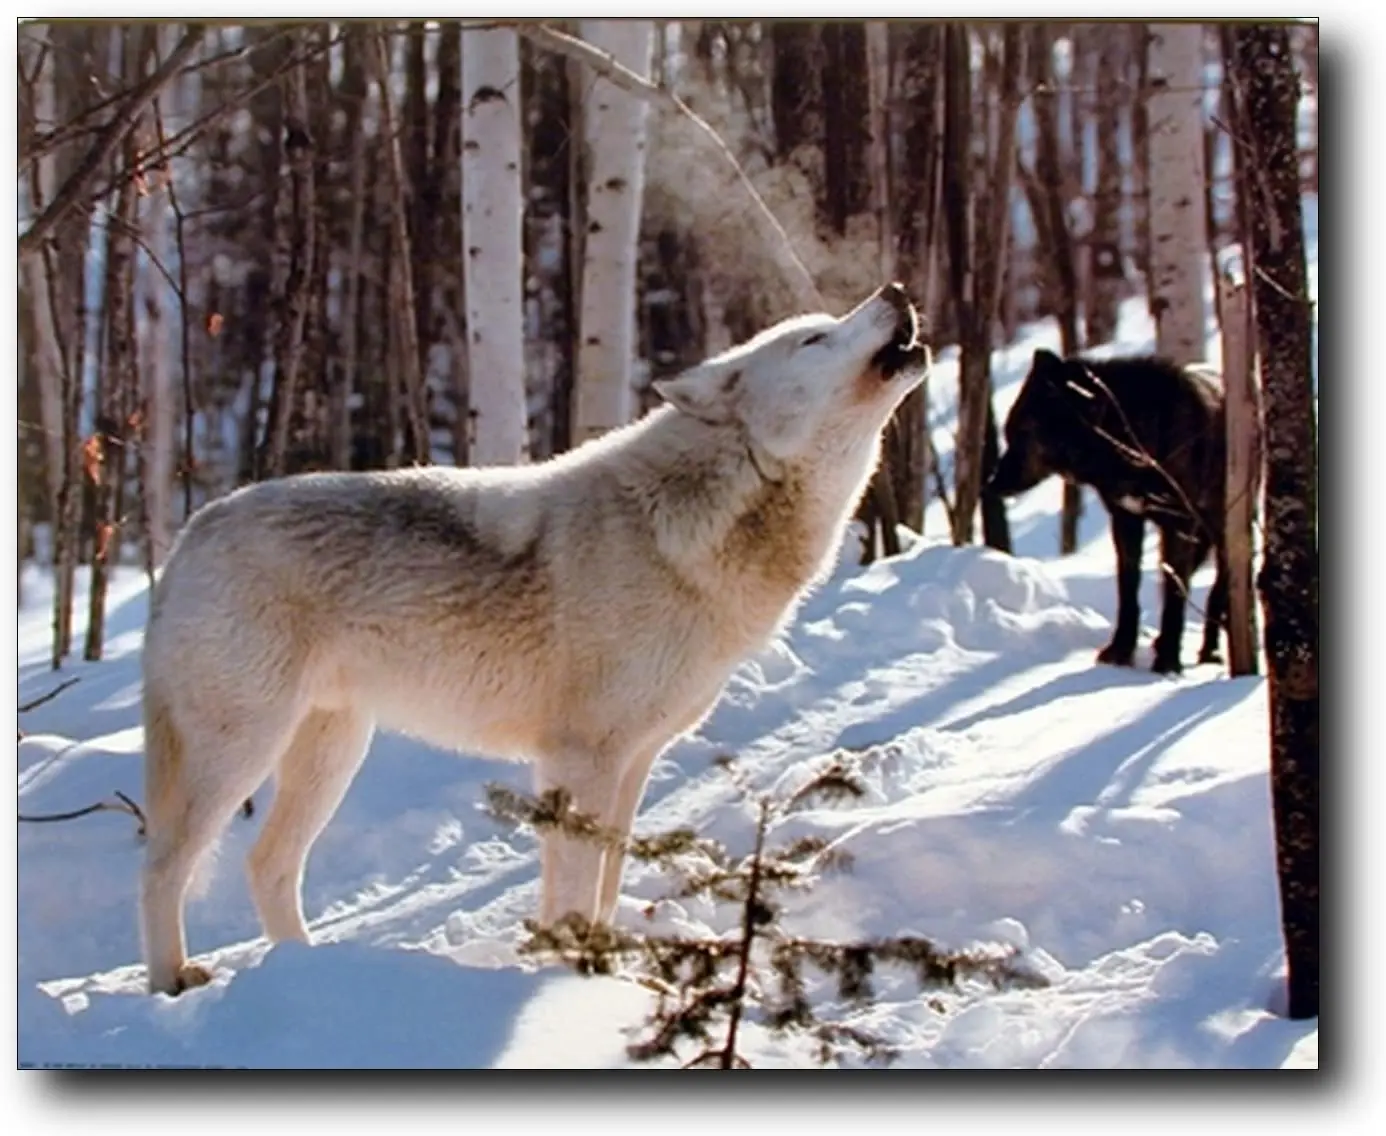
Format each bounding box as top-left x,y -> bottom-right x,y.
987,348 -> 1104,498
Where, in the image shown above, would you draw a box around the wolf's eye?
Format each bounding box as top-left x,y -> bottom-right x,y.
800,332 -> 828,348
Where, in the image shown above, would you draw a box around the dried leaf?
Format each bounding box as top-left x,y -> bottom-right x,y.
206,312 -> 224,338
94,522 -> 115,564
81,435 -> 103,484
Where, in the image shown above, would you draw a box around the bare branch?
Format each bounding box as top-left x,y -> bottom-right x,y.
17,676 -> 80,714
18,25 -> 206,260
19,789 -> 147,837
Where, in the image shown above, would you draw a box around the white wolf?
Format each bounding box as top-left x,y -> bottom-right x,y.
139,283 -> 930,995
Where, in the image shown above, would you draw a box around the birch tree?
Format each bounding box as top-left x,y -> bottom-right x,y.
139,24 -> 184,567
461,26 -> 528,466
1145,23 -> 1209,365
571,19 -> 655,445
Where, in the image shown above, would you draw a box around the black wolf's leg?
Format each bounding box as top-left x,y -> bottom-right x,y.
1198,546 -> 1230,665
1152,528 -> 1210,674
1097,508 -> 1145,667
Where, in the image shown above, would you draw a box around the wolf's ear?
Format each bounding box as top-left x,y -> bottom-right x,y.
1032,348 -> 1064,378
653,367 -> 735,424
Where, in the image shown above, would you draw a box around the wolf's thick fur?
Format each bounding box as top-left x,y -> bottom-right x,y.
140,285 -> 929,995
988,349 -> 1229,675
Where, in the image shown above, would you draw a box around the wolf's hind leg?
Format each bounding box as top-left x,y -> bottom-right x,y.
142,701 -> 296,996
246,708 -> 374,944
1097,509 -> 1145,667
1198,547 -> 1230,665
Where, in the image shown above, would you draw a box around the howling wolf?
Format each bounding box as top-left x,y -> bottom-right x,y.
139,284 -> 931,995
988,348 -> 1229,675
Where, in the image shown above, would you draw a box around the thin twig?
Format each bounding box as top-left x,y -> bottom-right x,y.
19,790 -> 147,837
17,676 -> 80,714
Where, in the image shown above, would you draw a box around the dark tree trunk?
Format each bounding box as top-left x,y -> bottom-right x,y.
1130,23 -> 1153,296
944,24 -> 1020,549
979,397 -> 1010,552
820,22 -> 871,237
1024,24 -> 1084,555
1233,24 -> 1318,1023
332,26 -> 371,470
44,26 -> 98,668
769,21 -> 824,177
1087,26 -> 1127,346
523,30 -> 578,460
888,23 -> 945,538
86,30 -> 146,661
432,21 -> 467,464
259,44 -> 318,481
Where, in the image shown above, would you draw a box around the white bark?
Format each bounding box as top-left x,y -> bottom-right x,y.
19,38 -> 67,521
137,25 -> 180,566
572,19 -> 654,444
1146,23 -> 1210,365
461,27 -> 528,466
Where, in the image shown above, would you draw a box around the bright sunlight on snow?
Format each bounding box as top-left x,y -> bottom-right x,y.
17,290 -> 1316,1071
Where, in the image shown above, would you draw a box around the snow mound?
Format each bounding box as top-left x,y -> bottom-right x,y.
21,942 -> 648,1070
832,541 -> 1109,657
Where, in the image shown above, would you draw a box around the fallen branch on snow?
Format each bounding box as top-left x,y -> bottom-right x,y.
19,790 -> 148,837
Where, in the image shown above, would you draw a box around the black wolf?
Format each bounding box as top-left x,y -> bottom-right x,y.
988,349 -> 1229,675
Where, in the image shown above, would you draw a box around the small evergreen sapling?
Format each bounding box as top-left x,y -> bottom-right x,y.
485,754 -> 1048,1069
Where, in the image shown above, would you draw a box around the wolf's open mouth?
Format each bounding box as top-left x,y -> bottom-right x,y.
871,303 -> 927,379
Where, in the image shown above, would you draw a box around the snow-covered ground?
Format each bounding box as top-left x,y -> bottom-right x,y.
15,285 -> 1321,1075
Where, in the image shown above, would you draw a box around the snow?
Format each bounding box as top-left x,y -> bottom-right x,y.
15,284 -> 1322,1077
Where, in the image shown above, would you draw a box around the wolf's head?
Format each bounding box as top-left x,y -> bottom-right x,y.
989,347 -> 1104,497
652,283 -> 931,466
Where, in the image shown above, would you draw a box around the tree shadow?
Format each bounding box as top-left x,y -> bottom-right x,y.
1009,677 -> 1262,823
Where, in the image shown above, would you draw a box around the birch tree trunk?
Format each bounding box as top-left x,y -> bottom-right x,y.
1146,23 -> 1210,365
461,26 -> 528,466
1233,22 -> 1318,1022
139,26 -> 179,567
140,166 -> 176,568
571,19 -> 654,445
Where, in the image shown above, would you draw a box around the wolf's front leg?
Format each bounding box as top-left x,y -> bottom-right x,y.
533,754 -> 618,929
595,749 -> 661,923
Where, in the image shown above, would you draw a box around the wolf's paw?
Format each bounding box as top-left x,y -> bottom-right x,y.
1151,654 -> 1184,676
151,961 -> 215,997
1196,648 -> 1224,666
1096,642 -> 1136,667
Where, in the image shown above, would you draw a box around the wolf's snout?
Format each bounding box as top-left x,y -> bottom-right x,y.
869,282 -> 926,378
878,282 -> 920,348
879,281 -> 913,324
